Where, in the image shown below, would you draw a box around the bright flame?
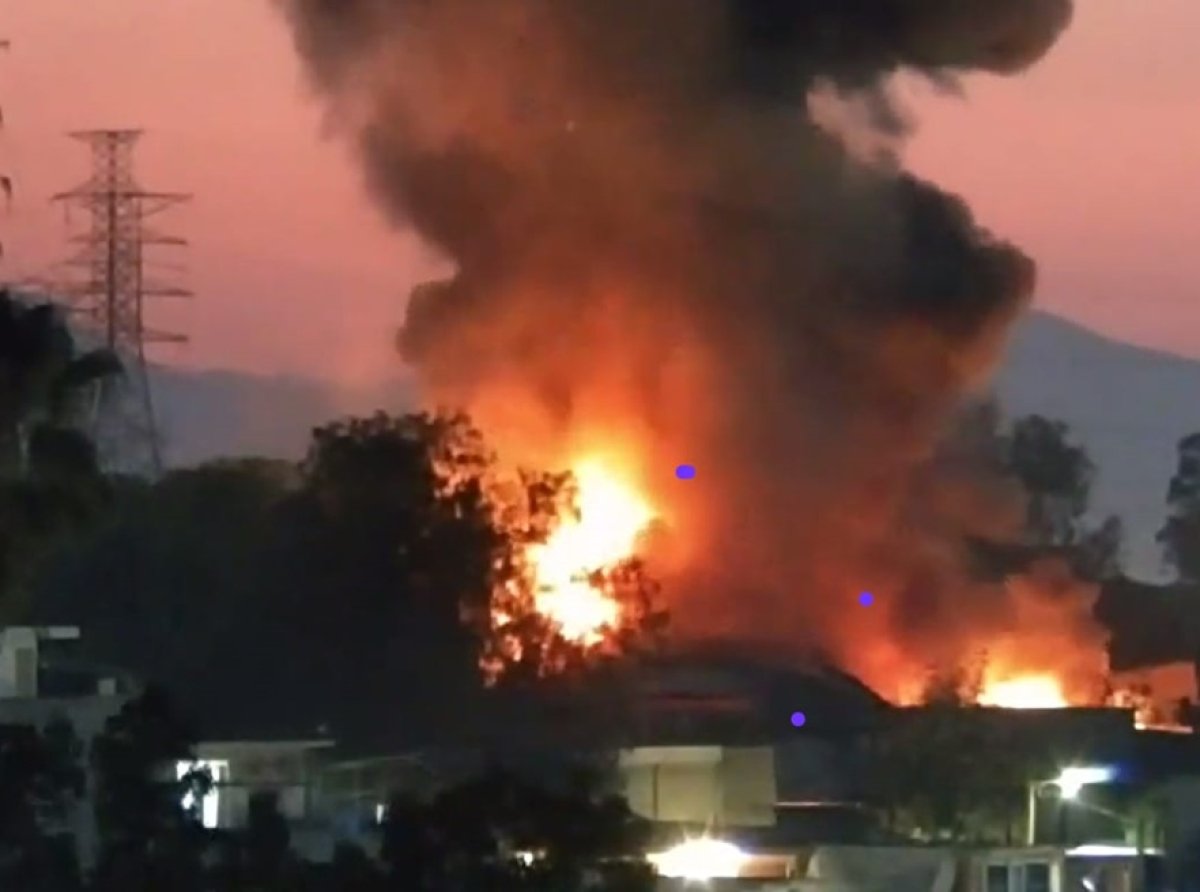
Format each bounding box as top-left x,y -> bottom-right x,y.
648,838 -> 747,880
978,674 -> 1068,710
527,458 -> 656,643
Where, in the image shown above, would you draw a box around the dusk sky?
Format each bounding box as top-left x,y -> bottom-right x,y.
3,0 -> 1198,398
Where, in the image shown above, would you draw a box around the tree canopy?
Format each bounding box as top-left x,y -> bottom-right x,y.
1157,432 -> 1200,582
89,688 -> 212,892
942,401 -> 1123,582
379,765 -> 655,892
0,718 -> 85,889
1004,414 -> 1096,546
0,290 -> 120,621
30,411 -> 664,750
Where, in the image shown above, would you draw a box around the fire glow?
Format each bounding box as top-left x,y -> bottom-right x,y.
279,0 -> 1188,724
977,674 -> 1069,710
526,458 -> 656,644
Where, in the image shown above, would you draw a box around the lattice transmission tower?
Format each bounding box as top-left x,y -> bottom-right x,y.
52,129 -> 191,477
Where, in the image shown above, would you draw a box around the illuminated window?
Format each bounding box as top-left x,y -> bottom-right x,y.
177,760 -> 229,829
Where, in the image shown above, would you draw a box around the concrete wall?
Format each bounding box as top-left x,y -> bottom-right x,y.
620,746 -> 777,827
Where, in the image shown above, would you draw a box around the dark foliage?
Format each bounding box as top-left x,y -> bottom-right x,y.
379,765 -> 655,892
1005,414 -> 1095,545
207,792 -> 303,892
30,412 -> 664,751
0,720 -> 85,890
869,702 -> 1054,844
2,714 -> 655,890
89,687 -> 211,892
1158,432 -> 1200,582
942,401 -> 1122,582
0,290 -> 119,621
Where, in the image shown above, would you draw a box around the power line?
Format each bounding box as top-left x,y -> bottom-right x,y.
51,129 -> 191,478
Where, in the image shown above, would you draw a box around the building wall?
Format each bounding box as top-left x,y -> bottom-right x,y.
189,740 -> 333,830
0,626 -> 82,697
619,746 -> 777,828
720,747 -> 779,826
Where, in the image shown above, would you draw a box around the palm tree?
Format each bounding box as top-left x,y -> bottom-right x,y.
0,288 -> 121,618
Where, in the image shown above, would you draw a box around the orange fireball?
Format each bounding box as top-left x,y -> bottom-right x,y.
526,457 -> 657,643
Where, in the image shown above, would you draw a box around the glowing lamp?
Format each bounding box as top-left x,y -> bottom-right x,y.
648,837 -> 747,881
1053,765 -> 1116,799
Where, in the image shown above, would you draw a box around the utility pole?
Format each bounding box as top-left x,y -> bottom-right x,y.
52,129 -> 191,477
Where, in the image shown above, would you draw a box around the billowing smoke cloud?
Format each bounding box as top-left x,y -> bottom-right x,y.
279,0 -> 1081,697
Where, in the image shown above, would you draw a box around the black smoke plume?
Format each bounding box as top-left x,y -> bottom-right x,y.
279,0 -> 1080,697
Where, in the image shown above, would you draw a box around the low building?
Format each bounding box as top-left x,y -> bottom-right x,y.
801,843 -> 1164,892
0,625 -> 140,868
180,737 -> 337,860
649,843 -> 1169,890
620,745 -> 777,828
184,739 -> 336,828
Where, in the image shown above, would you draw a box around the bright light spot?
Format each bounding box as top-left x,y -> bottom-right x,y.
177,759 -> 227,829
1053,765 -> 1115,799
528,458 -> 655,643
1067,844 -> 1161,858
978,674 -> 1068,710
648,838 -> 747,881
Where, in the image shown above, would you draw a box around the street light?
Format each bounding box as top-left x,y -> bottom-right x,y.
1027,766 -> 1117,845
1054,766 -> 1117,800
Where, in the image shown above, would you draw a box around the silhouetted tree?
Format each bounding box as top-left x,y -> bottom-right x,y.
0,290 -> 119,619
947,407 -> 1123,580
1157,432 -> 1200,582
1001,414 -> 1122,579
89,687 -> 211,892
209,792 -> 299,892
871,703 -> 1051,844
0,719 -> 85,890
380,765 -> 654,891
31,459 -> 300,736
1076,514 -> 1125,580
33,412 -> 664,751
1005,414 -> 1096,545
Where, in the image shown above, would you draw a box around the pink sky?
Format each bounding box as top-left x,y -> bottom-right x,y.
2,0 -> 1198,392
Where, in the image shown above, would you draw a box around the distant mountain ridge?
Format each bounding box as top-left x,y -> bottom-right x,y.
149,311 -> 1200,578
994,313 -> 1199,578
150,366 -> 416,468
